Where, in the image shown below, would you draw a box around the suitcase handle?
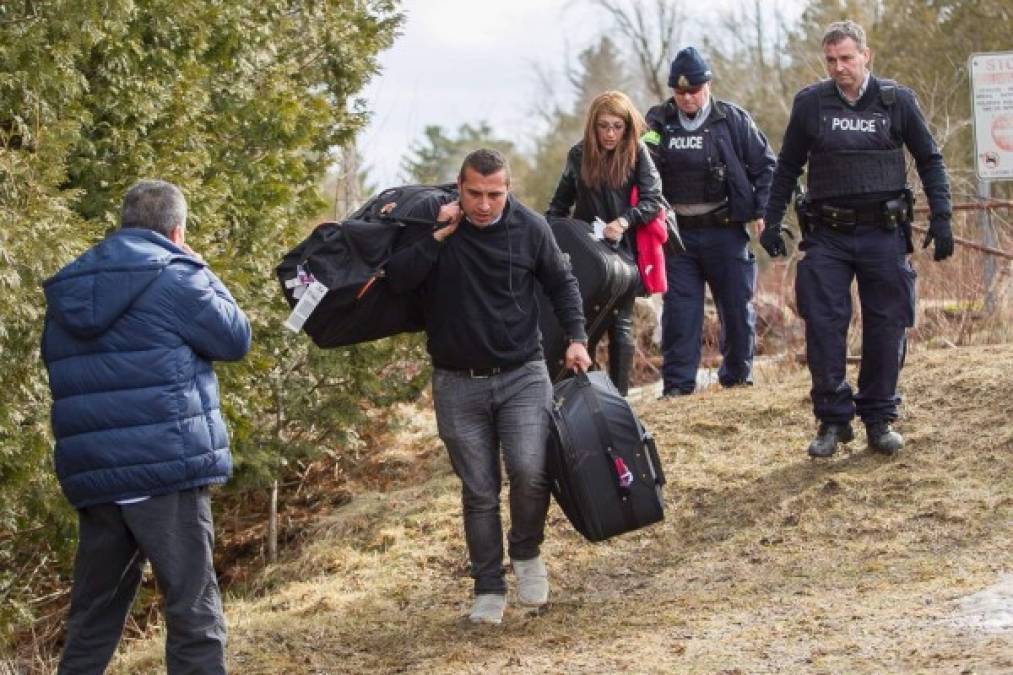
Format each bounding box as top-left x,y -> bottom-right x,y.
643,432 -> 666,487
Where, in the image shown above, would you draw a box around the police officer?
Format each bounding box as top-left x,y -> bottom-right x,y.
644,47 -> 776,397
759,20 -> 954,458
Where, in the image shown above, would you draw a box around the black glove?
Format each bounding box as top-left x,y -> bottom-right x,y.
922,216 -> 954,261
759,223 -> 788,257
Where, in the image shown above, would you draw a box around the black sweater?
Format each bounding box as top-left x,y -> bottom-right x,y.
386,193 -> 586,370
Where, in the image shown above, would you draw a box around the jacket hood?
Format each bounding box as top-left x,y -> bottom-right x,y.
43,228 -> 199,339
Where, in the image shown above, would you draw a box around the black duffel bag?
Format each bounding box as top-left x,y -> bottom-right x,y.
276,184 -> 456,348
548,370 -> 666,542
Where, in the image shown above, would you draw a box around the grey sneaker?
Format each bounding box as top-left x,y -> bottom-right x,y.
807,422 -> 855,458
866,422 -> 904,455
468,594 -> 506,624
512,556 -> 549,607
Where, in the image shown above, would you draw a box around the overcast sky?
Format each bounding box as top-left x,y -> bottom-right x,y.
358,0 -> 803,188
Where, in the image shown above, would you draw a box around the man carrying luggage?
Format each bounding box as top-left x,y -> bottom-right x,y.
387,148 -> 592,624
759,20 -> 953,458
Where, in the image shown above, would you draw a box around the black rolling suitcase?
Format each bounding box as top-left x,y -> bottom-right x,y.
548,370 -> 666,542
538,217 -> 641,382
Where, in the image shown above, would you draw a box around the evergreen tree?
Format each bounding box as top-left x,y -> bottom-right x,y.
401,122 -> 531,196
0,0 -> 403,647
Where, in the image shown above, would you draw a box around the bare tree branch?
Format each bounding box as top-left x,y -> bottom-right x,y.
590,0 -> 685,101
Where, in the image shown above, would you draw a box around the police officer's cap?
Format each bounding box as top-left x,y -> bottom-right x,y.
668,47 -> 713,89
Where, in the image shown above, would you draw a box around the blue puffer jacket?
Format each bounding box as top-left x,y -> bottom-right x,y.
42,228 -> 251,508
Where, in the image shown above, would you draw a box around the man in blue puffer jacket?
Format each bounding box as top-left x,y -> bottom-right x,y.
42,179 -> 251,675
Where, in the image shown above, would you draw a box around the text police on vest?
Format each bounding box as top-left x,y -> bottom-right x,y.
669,136 -> 703,150
831,117 -> 877,132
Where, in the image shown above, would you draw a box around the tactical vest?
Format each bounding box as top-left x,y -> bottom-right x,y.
659,110 -> 727,204
807,79 -> 907,201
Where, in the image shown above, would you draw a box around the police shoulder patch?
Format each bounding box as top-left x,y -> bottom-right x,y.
642,130 -> 662,146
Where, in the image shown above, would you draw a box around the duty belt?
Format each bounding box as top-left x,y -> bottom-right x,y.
675,207 -> 741,230
808,194 -> 911,233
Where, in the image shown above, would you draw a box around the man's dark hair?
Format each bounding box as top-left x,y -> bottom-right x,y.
120,179 -> 188,238
822,20 -> 867,51
458,148 -> 511,185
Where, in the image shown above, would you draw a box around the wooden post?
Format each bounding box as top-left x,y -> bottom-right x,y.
977,179 -> 998,314
268,479 -> 278,564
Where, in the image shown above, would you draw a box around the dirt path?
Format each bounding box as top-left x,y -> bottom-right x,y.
112,344 -> 1013,674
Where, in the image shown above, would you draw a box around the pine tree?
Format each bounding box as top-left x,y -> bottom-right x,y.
0,0 -> 403,646
401,122 -> 531,195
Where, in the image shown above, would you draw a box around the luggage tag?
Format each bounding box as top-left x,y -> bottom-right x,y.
284,265 -> 317,300
283,280 -> 328,332
614,455 -> 634,489
606,447 -> 635,493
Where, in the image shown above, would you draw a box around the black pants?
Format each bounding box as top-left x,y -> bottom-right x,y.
59,488 -> 226,675
795,224 -> 916,424
589,295 -> 635,396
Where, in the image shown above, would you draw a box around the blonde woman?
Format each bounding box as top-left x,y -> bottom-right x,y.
547,90 -> 664,395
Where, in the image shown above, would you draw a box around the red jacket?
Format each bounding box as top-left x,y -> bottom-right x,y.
630,185 -> 668,294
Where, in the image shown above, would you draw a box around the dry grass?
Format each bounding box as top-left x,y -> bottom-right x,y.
110,343 -> 1012,674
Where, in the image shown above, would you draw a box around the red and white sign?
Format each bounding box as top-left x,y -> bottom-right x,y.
970,52 -> 1013,180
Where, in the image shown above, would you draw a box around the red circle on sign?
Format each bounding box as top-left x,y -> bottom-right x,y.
993,114 -> 1013,151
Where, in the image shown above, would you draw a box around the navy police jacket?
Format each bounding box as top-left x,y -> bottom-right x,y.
644,99 -> 776,222
42,228 -> 251,508
763,75 -> 951,228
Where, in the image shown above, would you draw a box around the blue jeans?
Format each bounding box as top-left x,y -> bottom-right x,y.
662,226 -> 757,394
432,361 -> 553,595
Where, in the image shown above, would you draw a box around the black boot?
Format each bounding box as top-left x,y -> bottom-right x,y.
607,340 -> 635,397
866,422 -> 904,454
807,422 -> 855,458
606,298 -> 635,396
